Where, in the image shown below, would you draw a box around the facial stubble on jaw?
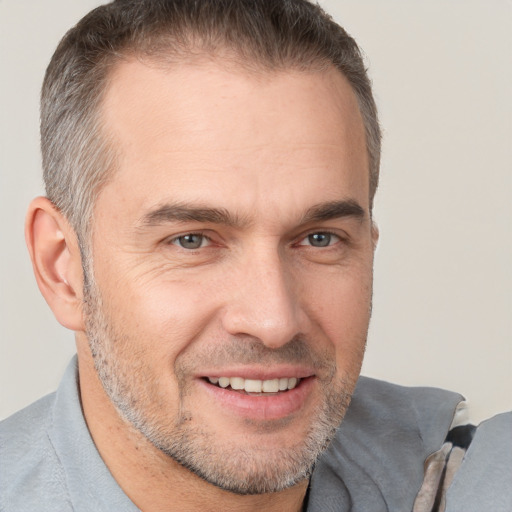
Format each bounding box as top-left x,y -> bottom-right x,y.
83,281 -> 357,495
165,354 -> 353,495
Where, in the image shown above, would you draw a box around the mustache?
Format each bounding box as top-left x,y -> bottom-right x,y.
176,334 -> 336,374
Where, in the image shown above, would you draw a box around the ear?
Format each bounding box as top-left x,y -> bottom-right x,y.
25,197 -> 86,331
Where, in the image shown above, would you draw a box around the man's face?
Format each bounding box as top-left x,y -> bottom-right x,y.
84,59 -> 375,494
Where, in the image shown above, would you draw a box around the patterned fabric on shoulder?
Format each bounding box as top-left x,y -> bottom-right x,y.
413,401 -> 476,512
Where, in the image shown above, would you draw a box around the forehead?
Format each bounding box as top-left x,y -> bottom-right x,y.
97,58 -> 369,222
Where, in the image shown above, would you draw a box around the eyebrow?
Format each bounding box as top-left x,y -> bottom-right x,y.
139,203 -> 249,228
300,199 -> 366,224
139,199 -> 366,229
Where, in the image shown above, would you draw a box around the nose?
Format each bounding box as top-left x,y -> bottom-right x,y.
220,248 -> 304,349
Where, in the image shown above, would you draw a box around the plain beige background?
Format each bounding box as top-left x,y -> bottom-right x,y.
1,0 -> 510,423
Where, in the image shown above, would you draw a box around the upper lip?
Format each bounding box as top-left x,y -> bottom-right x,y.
197,365 -> 316,380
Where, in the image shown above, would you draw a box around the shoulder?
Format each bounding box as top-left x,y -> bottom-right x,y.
0,394 -> 72,512
350,376 -> 464,433
309,378 -> 512,512
343,376 -> 466,457
1,392 -> 54,450
414,412 -> 512,512
443,412 -> 512,512
309,377 -> 465,511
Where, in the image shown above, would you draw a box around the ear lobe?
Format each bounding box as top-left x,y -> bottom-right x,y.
25,197 -> 86,331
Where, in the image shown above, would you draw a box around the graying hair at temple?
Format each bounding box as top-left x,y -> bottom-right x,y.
41,0 -> 381,246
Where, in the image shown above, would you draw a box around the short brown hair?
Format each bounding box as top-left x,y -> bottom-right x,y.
41,0 -> 381,243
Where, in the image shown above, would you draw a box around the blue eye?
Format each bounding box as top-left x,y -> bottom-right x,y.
301,232 -> 339,247
173,234 -> 208,249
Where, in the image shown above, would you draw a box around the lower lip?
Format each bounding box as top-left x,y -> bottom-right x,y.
197,377 -> 316,421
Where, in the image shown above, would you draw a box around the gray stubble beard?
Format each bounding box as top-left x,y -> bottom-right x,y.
83,278 -> 356,495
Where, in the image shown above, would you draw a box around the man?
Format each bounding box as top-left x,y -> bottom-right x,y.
0,1 -> 510,511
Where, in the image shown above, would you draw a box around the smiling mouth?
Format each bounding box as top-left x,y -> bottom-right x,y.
205,376 -> 301,395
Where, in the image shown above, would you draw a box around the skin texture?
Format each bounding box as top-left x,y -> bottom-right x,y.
27,59 -> 377,512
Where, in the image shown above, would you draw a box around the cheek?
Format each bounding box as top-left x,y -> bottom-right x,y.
109,277 -> 222,357
303,266 -> 372,363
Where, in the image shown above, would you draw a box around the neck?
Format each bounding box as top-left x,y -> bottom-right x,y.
76,344 -> 308,512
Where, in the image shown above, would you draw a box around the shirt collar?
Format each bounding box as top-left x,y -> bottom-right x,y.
48,356 -> 140,511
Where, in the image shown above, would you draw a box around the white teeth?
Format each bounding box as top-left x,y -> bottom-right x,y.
207,376 -> 300,393
262,379 -> 279,393
218,377 -> 230,388
230,377 -> 245,390
244,379 -> 262,393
